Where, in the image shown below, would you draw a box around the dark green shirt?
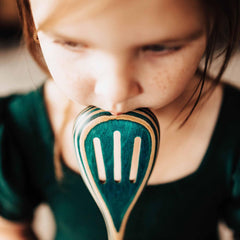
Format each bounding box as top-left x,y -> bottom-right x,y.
0,83 -> 240,240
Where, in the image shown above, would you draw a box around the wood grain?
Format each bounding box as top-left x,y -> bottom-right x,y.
73,107 -> 160,240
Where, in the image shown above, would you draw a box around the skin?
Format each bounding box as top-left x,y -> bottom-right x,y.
30,0 -> 208,116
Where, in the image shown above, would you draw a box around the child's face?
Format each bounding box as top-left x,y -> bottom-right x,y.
31,0 -> 207,114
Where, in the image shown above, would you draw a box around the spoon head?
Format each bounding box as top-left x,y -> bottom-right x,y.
73,106 -> 160,235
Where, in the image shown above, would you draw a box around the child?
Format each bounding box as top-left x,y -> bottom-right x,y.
0,0 -> 240,239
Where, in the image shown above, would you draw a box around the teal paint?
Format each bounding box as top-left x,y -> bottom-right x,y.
73,107 -> 160,238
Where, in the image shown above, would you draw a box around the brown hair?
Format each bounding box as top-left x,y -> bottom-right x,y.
17,0 -> 49,74
178,0 -> 240,125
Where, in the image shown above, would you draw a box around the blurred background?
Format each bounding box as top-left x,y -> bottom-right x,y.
0,0 -> 55,239
0,0 -> 240,239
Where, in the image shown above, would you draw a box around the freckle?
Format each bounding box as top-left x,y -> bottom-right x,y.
150,73 -> 168,93
150,75 -> 166,90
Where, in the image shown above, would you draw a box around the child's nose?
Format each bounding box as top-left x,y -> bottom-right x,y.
94,75 -> 141,104
94,59 -> 142,105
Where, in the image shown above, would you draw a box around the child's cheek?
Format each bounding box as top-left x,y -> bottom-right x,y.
139,52 -> 201,106
40,49 -> 93,103
52,67 -> 94,104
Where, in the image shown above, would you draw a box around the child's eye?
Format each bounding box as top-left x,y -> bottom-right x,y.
141,44 -> 181,55
54,39 -> 181,55
54,40 -> 86,51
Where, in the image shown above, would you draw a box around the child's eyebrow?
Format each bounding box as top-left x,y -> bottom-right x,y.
46,28 -> 204,46
152,29 -> 205,44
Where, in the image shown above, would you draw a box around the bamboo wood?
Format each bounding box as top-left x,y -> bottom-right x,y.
73,106 -> 160,240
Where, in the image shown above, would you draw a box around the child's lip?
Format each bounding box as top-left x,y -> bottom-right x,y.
109,111 -> 123,115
